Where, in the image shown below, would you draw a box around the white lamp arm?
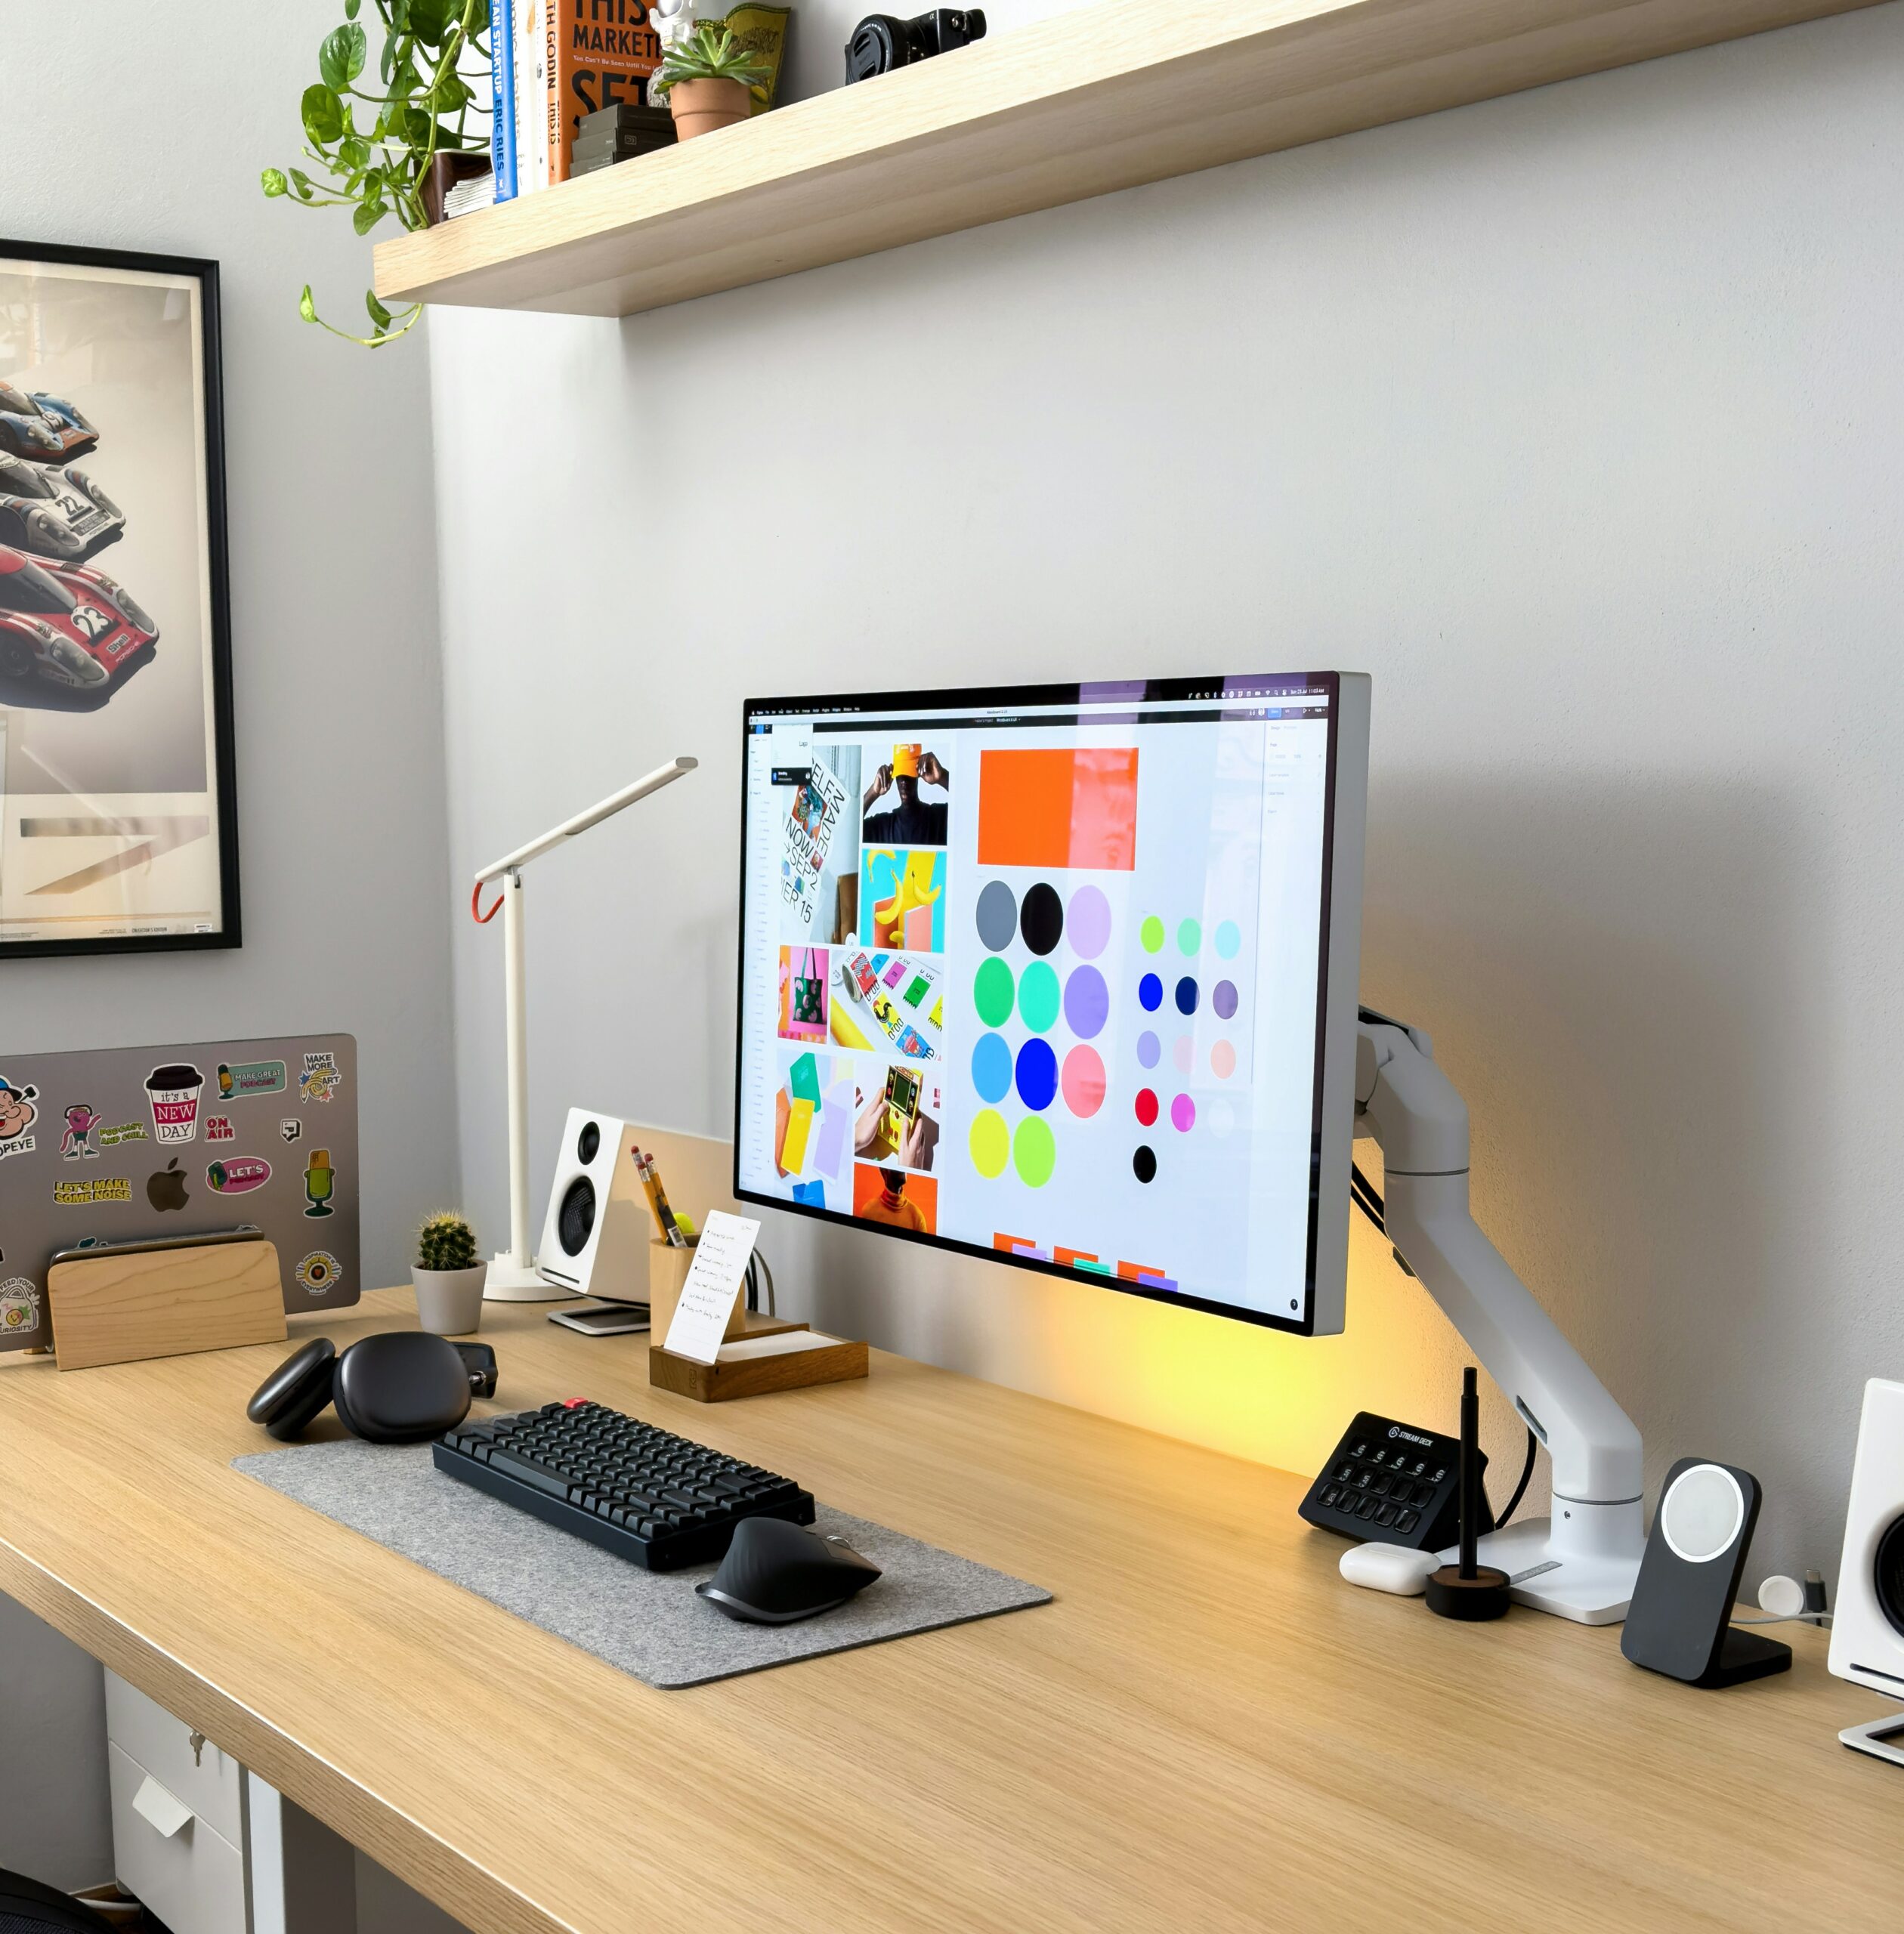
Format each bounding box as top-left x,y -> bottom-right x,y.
468,754 -> 698,1299
1355,1015 -> 1643,1510
474,756 -> 698,884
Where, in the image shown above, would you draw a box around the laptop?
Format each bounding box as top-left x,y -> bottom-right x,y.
0,1033 -> 360,1354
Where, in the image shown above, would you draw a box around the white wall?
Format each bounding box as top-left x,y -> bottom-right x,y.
2,0 -> 456,1897
433,3 -> 1904,1589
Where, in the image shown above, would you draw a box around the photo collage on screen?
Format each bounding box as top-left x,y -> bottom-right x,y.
768,735 -> 947,1235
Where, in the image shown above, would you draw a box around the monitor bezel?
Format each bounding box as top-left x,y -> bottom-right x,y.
732,671 -> 1361,1336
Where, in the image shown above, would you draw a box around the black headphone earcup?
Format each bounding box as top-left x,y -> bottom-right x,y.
246,1338 -> 338,1441
332,1332 -> 473,1444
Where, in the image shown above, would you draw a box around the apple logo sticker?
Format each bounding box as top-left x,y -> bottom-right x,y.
147,1157 -> 188,1213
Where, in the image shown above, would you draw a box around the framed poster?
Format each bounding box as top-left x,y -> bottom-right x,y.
0,240 -> 238,957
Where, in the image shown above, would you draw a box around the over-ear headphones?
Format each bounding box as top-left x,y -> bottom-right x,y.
247,1333 -> 498,1444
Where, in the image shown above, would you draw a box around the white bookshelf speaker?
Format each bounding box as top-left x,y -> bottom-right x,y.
1830,1377 -> 1904,1704
533,1109 -> 651,1303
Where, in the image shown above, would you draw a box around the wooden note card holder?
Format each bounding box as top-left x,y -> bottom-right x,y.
645,1236 -> 869,1402
48,1236 -> 287,1371
648,1329 -> 870,1403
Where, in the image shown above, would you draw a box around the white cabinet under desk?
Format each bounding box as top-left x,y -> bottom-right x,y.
105,1671 -> 357,1934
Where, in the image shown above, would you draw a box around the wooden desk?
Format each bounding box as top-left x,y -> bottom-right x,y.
0,1291 -> 1895,1932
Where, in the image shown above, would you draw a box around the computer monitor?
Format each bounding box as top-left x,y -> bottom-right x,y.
734,672 -> 1370,1334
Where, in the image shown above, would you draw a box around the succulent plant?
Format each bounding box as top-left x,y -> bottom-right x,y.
654,23 -> 771,97
416,1211 -> 479,1273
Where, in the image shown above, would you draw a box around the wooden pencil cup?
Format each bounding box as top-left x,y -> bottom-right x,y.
647,1237 -> 751,1343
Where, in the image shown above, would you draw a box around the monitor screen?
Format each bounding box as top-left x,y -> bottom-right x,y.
734,672 -> 1367,1333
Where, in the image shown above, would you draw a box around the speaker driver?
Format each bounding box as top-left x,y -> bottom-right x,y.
577,1120 -> 601,1165
1876,1512 -> 1904,1640
557,1176 -> 596,1256
1660,1462 -> 1745,1563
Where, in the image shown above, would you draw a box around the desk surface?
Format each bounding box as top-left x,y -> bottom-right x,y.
1,1290 -> 1896,1933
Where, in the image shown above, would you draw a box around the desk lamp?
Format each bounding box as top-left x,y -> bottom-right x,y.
471,756 -> 697,1300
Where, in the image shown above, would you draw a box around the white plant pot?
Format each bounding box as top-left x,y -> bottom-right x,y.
412,1262 -> 488,1335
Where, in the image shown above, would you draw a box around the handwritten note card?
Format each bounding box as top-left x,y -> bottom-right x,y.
662,1210 -> 761,1365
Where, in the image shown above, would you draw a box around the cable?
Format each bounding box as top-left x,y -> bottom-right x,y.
1493,1426 -> 1538,1529
1349,1161 -> 1385,1233
758,1247 -> 776,1318
1349,1157 -> 1534,1526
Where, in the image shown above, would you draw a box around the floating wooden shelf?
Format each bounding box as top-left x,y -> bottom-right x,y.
375,0 -> 1879,319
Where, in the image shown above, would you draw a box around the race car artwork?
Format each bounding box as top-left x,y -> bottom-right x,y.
0,385 -> 97,462
0,453 -> 123,560
0,546 -> 156,694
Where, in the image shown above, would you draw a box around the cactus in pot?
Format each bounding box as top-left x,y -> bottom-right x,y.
413,1211 -> 487,1333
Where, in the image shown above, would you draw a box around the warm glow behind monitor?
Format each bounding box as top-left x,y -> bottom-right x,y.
733,673 -> 1370,1336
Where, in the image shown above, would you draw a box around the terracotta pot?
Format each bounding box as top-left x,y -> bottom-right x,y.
668,77 -> 750,141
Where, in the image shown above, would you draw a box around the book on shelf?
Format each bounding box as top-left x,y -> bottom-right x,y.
506,0 -> 666,196
490,0 -> 518,201
546,0 -> 663,186
444,171 -> 499,221
517,0 -> 550,194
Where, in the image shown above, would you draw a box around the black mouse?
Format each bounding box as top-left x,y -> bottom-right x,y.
697,1517 -> 882,1624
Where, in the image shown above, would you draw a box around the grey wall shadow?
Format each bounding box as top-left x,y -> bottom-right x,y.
1364,768 -> 1868,1581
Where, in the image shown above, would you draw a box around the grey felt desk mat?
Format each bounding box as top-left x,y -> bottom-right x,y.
233,1440 -> 1050,1690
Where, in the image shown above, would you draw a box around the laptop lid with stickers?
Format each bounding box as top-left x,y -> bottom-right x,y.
0,1033 -> 360,1351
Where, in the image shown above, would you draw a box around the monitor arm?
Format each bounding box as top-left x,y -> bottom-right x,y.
1355,1010 -> 1645,1624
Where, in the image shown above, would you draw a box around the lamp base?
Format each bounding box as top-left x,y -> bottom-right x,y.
484,1254 -> 573,1303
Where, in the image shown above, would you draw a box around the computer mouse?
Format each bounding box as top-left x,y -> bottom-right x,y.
1339,1541 -> 1440,1596
696,1516 -> 882,1624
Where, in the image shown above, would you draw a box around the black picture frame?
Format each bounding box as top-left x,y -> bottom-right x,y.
0,238 -> 239,959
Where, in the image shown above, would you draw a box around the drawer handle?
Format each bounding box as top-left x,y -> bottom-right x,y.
131,1774 -> 193,1840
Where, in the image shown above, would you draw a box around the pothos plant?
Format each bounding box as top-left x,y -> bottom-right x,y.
261,0 -> 492,348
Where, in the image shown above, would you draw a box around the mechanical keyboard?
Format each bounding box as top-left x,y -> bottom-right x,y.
434,1398 -> 817,1571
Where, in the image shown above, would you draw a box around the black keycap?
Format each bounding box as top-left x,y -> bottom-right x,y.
485,1448 -> 571,1499
1375,1505 -> 1398,1528
1355,1497 -> 1378,1520
1371,1474 -> 1392,1497
1396,1509 -> 1418,1534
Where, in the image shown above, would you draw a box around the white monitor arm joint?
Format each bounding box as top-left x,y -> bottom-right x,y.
1355,1010 -> 1645,1624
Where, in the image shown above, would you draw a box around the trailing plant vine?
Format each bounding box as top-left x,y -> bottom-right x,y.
261,0 -> 491,347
